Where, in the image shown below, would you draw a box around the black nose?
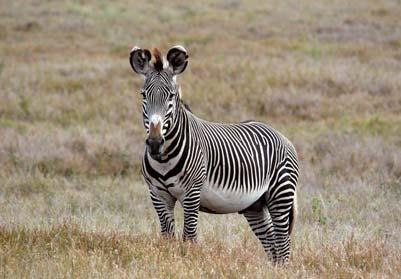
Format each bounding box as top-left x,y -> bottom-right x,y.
146,137 -> 165,156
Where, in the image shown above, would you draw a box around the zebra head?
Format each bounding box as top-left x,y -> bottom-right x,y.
130,45 -> 188,158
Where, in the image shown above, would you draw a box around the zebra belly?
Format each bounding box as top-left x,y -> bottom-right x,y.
199,183 -> 267,214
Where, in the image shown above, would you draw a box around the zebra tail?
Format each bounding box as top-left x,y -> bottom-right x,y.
288,190 -> 297,235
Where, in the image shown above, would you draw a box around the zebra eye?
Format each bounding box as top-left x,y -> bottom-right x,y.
140,90 -> 146,98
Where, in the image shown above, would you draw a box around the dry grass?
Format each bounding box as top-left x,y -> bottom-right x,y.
1,175 -> 400,278
1,0 -> 401,278
1,223 -> 400,279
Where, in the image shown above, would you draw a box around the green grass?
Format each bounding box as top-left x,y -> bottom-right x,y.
1,0 -> 401,278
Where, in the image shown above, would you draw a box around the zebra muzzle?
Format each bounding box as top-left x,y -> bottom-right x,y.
146,121 -> 165,157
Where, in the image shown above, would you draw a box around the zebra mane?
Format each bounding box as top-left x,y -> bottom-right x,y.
152,48 -> 164,72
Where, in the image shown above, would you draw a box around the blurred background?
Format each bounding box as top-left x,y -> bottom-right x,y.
0,0 -> 400,278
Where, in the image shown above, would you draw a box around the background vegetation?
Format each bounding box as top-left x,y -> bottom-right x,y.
1,0 -> 400,277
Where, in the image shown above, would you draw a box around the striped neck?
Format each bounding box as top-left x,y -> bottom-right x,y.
157,100 -> 189,162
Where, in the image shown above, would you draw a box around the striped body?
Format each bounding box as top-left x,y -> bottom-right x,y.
144,112 -> 297,213
142,105 -> 299,262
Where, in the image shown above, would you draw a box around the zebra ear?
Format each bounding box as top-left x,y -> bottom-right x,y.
167,45 -> 188,75
130,46 -> 152,75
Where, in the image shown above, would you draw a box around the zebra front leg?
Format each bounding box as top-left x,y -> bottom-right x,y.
243,206 -> 277,262
149,189 -> 176,238
182,188 -> 201,241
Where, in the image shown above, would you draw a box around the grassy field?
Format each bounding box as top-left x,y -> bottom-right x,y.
1,0 -> 401,277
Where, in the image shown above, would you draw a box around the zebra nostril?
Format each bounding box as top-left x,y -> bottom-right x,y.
145,138 -> 151,146
160,138 -> 165,145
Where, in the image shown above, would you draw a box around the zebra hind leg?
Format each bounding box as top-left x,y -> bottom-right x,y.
270,212 -> 291,264
267,161 -> 298,263
270,193 -> 297,264
243,206 -> 277,263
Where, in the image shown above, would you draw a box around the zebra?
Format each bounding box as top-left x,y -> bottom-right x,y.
129,45 -> 299,263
